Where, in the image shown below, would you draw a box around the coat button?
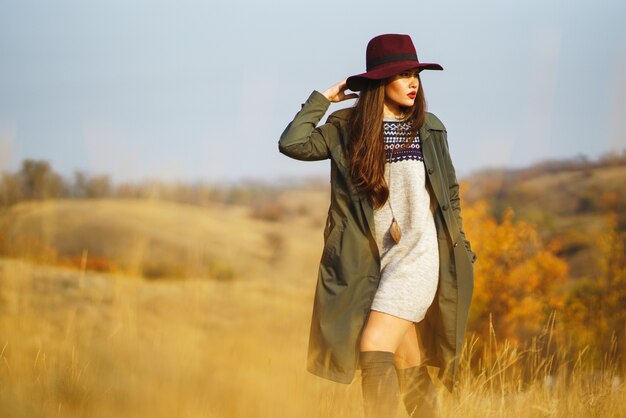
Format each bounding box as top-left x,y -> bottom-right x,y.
453,241 -> 458,248
442,204 -> 449,211
428,167 -> 434,174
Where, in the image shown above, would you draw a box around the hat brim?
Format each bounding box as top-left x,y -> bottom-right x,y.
346,61 -> 443,91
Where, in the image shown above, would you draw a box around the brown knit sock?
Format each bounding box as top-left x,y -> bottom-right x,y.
396,365 -> 437,418
359,350 -> 400,418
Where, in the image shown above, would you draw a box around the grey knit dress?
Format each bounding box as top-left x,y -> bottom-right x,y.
370,118 -> 440,323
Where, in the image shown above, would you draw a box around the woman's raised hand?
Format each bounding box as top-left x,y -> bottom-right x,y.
322,79 -> 359,103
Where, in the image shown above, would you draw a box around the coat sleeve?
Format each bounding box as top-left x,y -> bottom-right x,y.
439,128 -> 477,264
278,90 -> 336,161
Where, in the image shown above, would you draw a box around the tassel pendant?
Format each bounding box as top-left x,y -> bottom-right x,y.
390,217 -> 402,244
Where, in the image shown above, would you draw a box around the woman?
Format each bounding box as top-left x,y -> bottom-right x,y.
278,34 -> 476,418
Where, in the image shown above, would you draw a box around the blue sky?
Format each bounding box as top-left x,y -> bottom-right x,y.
1,0 -> 625,184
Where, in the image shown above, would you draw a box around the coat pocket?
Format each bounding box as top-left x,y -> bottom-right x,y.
321,216 -> 348,263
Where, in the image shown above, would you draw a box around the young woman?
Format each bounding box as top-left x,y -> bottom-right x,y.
278,34 -> 476,418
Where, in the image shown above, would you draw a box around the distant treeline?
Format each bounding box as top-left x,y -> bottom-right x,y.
464,150 -> 626,204
3,151 -> 625,210
482,150 -> 626,178
0,159 -> 329,208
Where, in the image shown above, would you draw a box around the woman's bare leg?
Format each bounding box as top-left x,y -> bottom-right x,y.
394,323 -> 422,369
360,310 -> 414,352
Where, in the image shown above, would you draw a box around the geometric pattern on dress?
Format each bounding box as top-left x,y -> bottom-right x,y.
383,120 -> 423,163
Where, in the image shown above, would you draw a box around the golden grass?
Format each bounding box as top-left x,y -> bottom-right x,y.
0,258 -> 347,417
1,197 -> 624,417
1,257 -> 624,417
449,320 -> 625,418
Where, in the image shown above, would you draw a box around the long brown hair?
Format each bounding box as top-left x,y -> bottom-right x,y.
347,75 -> 427,209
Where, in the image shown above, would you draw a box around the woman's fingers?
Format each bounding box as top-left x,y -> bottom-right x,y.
322,80 -> 344,101
323,79 -> 358,102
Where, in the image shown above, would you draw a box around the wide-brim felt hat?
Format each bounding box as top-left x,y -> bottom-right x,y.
346,34 -> 443,92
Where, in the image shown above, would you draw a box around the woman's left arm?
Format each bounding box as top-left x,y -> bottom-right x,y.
440,131 -> 477,263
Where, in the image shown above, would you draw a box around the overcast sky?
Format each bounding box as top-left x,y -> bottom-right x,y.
1,0 -> 625,184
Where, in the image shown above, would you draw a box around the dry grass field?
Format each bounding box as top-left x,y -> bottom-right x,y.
1,197 -> 624,417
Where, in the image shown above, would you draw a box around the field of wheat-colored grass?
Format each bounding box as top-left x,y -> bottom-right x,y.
1,197 -> 624,417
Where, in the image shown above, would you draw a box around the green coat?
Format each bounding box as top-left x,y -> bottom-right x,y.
278,90 -> 476,391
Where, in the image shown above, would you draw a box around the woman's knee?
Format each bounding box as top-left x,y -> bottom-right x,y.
360,327 -> 396,352
394,324 -> 422,368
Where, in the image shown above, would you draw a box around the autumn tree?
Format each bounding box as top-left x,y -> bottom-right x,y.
564,213 -> 626,364
0,172 -> 23,206
19,159 -> 66,200
71,170 -> 112,198
462,192 -> 569,343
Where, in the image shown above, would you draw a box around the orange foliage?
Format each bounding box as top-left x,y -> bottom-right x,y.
462,197 -> 569,343
599,191 -> 619,210
564,213 -> 626,353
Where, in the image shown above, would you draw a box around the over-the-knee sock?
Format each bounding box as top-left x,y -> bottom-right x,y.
396,365 -> 437,418
359,350 -> 400,418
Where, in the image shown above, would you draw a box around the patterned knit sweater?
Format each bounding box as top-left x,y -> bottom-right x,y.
370,118 -> 440,322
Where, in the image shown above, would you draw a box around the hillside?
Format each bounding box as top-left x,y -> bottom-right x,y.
463,159 -> 626,279
2,156 -> 624,283
0,197 -> 328,285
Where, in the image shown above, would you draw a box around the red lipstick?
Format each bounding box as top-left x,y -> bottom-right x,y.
407,91 -> 416,99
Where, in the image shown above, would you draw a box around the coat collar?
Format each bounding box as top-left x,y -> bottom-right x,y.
420,112 -> 446,144
419,124 -> 431,145
328,108 -> 442,145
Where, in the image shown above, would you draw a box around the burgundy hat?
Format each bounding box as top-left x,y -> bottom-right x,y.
346,34 -> 443,92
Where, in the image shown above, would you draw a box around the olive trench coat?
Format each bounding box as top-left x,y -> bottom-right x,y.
278,90 -> 476,392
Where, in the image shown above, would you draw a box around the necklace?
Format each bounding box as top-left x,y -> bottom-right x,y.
387,135 -> 402,244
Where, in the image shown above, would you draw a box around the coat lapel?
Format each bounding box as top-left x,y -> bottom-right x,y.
358,121 -> 439,248
420,123 -> 447,210
421,121 -> 463,245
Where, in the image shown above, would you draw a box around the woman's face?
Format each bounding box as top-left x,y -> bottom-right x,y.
384,68 -> 420,112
